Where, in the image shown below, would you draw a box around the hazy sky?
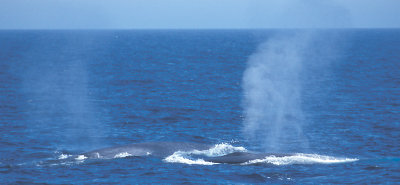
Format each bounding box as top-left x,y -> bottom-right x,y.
1,0 -> 399,29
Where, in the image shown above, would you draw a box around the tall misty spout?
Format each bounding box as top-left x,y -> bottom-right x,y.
242,33 -> 310,152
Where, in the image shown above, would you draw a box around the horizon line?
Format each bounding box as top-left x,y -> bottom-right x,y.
1,27 -> 400,31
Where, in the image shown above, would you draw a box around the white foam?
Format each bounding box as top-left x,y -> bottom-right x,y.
164,151 -> 216,165
114,152 -> 133,158
242,153 -> 359,165
163,143 -> 246,165
58,154 -> 72,160
75,155 -> 87,160
191,143 -> 247,157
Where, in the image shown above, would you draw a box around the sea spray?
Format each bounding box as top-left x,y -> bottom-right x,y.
22,46 -> 106,150
242,32 -> 312,152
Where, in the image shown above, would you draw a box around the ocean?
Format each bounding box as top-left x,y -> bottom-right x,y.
0,29 -> 399,184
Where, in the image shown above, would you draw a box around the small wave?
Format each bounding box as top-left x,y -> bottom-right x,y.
242,153 -> 359,165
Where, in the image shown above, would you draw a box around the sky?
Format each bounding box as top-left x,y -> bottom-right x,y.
0,0 -> 399,29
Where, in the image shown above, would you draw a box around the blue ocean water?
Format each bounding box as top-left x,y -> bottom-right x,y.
0,29 -> 399,184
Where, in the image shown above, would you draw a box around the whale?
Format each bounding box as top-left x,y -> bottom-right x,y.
42,142 -> 357,166
79,142 -> 294,164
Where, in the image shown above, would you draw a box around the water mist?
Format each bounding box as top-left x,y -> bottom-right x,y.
242,32 -> 312,152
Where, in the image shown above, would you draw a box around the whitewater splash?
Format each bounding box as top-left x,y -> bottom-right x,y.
163,143 -> 358,166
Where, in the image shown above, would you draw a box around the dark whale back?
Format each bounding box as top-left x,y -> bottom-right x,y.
83,142 -> 211,159
205,152 -> 293,164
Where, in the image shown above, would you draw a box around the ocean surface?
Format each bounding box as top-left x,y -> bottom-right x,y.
0,29 -> 399,184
